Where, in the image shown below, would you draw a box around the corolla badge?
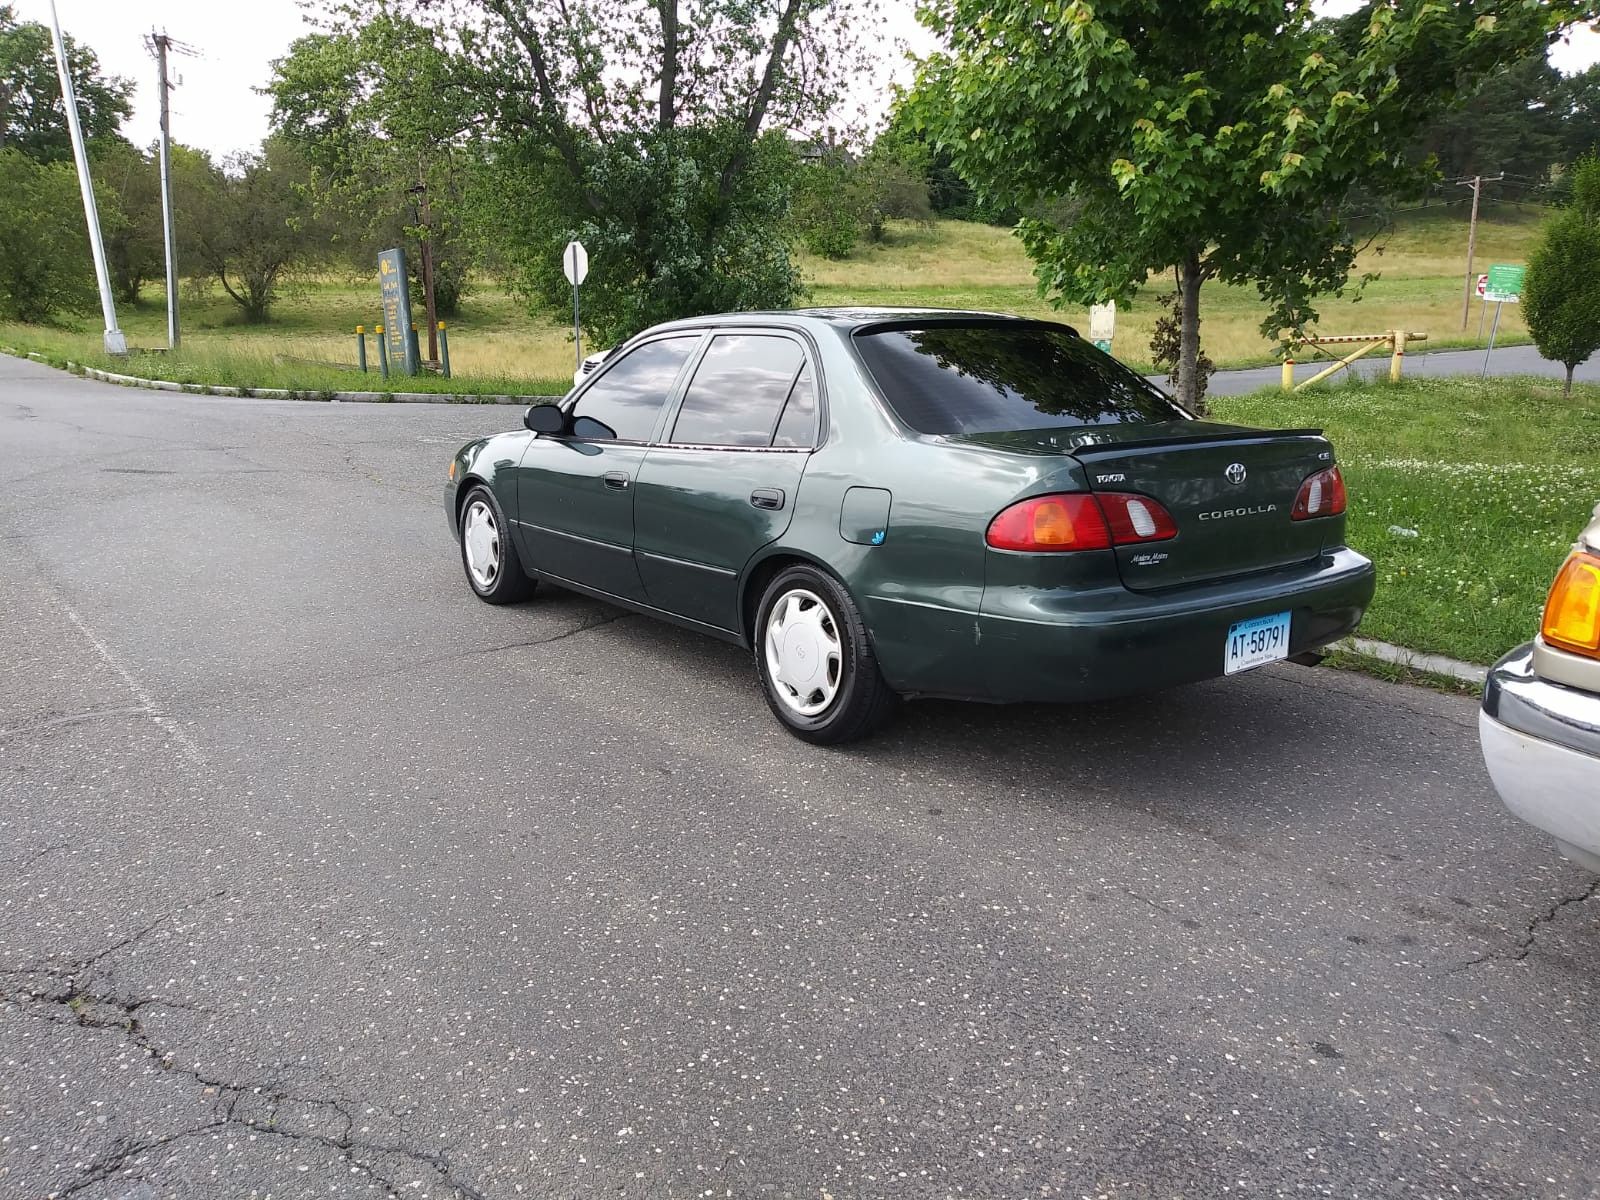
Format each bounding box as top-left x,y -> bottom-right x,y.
1224,462 -> 1248,485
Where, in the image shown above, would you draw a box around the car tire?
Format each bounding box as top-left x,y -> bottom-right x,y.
754,565 -> 898,745
458,485 -> 534,605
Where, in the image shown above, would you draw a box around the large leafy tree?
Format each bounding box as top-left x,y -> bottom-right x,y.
0,3 -> 131,163
908,0 -> 1594,408
174,139 -> 325,323
314,0 -> 876,346
93,139 -> 165,304
1523,155 -> 1600,397
268,21 -> 478,315
1410,51 -> 1567,182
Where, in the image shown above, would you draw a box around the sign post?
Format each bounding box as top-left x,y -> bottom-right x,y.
1089,301 -> 1116,354
563,240 -> 589,374
1480,263 -> 1525,379
378,248 -> 418,376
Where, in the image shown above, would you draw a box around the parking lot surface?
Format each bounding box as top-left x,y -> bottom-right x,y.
2,354 -> 1597,1199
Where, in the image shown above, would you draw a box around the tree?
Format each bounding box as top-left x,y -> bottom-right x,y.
1409,51 -> 1567,182
175,139 -> 322,323
1523,155 -> 1600,397
324,0 -> 877,346
1555,63 -> 1600,164
908,0 -> 1592,408
0,4 -> 131,163
93,139 -> 164,304
0,148 -> 95,321
268,22 -> 479,316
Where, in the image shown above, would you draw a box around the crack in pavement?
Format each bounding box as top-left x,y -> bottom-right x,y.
0,705 -> 157,740
1448,877 -> 1600,973
2,892 -> 487,1200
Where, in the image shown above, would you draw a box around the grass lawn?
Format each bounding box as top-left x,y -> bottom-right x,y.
2,204 -> 1543,393
1211,376 -> 1600,666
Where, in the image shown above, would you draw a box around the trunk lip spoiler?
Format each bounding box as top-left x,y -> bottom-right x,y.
1067,428 -> 1326,457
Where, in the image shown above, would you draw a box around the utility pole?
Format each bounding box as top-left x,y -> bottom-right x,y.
48,0 -> 124,354
147,31 -> 183,350
1458,173 -> 1502,332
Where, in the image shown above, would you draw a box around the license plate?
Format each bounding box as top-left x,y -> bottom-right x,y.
1224,611 -> 1291,675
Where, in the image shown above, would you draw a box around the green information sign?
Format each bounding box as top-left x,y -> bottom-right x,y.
378,248 -> 418,374
1484,263 -> 1525,304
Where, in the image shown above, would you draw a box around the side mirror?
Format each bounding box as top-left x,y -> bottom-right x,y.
524,403 -> 568,435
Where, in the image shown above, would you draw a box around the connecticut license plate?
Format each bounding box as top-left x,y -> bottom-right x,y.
1224,611 -> 1291,675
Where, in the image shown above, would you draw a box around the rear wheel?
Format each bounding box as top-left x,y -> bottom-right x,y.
459,486 -> 534,604
755,565 -> 897,744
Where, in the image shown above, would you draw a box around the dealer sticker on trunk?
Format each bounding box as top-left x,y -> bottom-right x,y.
1224,611 -> 1291,675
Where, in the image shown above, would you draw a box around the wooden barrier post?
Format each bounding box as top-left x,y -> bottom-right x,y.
1281,352 -> 1295,392
376,324 -> 390,379
355,326 -> 368,374
1388,329 -> 1405,382
437,321 -> 451,379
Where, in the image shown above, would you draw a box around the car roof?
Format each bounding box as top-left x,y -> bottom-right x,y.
645,306 -> 1033,333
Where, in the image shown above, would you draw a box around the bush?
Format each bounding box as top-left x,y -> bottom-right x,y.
0,150 -> 97,323
1523,155 -> 1600,397
792,161 -> 865,258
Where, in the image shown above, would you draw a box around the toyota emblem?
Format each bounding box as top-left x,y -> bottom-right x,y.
1225,462 -> 1247,485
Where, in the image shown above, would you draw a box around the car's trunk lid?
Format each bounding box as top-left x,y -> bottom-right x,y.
1066,421 -> 1333,590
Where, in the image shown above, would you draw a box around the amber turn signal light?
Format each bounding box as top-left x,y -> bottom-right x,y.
1542,550 -> 1600,659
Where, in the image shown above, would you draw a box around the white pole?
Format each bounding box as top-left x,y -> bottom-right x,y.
48,0 -> 125,355
153,32 -> 179,349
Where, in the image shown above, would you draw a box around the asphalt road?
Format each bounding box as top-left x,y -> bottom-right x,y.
3,353 -> 1598,1200
1200,343 -> 1600,397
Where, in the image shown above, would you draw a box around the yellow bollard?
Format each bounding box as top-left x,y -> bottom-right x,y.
1388,329 -> 1405,382
1281,355 -> 1295,392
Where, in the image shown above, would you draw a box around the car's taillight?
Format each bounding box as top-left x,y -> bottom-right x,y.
1292,466 -> 1347,521
986,493 -> 1176,552
1098,492 -> 1178,544
1542,550 -> 1600,659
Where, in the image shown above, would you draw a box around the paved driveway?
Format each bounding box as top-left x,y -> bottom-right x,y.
2,355 -> 1596,1199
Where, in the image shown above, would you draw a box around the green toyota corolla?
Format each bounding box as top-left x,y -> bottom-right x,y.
445,309 -> 1375,743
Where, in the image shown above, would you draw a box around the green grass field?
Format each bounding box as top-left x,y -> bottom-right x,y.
1213,376 -> 1600,666
1,202 -> 1545,394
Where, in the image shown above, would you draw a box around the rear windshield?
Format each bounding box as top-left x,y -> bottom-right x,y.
853,321 -> 1187,435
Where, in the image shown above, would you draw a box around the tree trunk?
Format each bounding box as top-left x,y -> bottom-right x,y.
1176,251 -> 1203,412
658,0 -> 678,131
1566,363 -> 1575,397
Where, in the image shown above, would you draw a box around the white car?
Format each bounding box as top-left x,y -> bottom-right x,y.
573,349 -> 609,388
1480,502 -> 1600,872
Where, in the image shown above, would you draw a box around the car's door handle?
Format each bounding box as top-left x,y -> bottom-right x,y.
750,488 -> 785,511
603,471 -> 630,490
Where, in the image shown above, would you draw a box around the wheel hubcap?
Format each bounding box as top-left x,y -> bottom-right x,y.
764,588 -> 843,717
463,500 -> 500,589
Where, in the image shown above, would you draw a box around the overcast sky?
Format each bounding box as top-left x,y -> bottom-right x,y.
12,0 -> 1600,159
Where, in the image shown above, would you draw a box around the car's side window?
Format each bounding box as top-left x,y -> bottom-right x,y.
670,334 -> 807,448
771,364 -> 817,448
572,336 -> 700,442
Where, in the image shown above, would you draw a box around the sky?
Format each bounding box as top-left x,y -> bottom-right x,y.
13,0 -> 1600,160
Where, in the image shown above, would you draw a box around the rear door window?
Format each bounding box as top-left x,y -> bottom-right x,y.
772,365 -> 818,448
670,334 -> 807,447
572,335 -> 701,442
853,321 -> 1187,435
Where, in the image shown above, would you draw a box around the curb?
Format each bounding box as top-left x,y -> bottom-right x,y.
3,348 -> 562,407
1333,637 -> 1488,686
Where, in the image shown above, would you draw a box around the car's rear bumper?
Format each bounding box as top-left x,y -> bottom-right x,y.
878,547 -> 1374,702
1480,644 -> 1600,872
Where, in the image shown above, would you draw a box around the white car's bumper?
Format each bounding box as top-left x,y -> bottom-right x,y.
1480,644 -> 1600,872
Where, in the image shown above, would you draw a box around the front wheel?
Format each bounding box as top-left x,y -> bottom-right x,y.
755,566 -> 898,745
458,486 -> 534,604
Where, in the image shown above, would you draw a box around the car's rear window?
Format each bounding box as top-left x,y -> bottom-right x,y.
852,321 -> 1186,435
